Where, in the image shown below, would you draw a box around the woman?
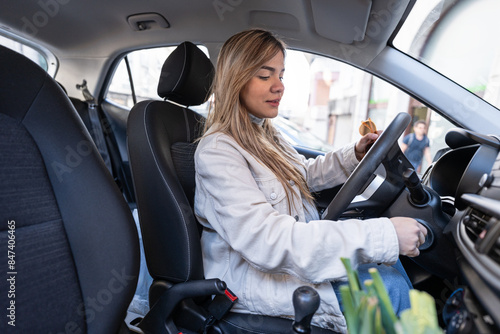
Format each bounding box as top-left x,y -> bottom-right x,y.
194,29 -> 427,332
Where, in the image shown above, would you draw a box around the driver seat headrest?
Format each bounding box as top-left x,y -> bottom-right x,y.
157,41 -> 214,106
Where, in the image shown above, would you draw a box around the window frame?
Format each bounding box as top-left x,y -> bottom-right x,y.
0,28 -> 58,77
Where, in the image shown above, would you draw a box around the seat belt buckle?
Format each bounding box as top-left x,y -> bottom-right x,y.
207,288 -> 238,320
203,288 -> 238,333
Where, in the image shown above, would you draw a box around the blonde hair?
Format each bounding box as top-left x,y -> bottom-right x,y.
203,29 -> 314,213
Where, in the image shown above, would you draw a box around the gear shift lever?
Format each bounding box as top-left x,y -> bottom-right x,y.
403,168 -> 429,206
292,286 -> 320,333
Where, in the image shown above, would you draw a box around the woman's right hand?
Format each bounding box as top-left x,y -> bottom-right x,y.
390,217 -> 427,257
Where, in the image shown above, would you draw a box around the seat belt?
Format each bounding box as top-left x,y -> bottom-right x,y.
76,80 -> 113,174
203,288 -> 238,333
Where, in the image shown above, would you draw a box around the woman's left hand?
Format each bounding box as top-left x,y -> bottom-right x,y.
355,130 -> 382,161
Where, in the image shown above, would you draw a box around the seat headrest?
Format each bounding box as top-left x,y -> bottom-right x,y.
157,41 -> 214,106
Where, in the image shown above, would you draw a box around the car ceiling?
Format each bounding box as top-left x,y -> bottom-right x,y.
0,0 -> 411,97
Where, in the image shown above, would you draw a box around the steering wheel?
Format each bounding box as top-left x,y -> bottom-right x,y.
322,112 -> 411,220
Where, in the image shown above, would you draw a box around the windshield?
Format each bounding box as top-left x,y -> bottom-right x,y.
394,0 -> 500,112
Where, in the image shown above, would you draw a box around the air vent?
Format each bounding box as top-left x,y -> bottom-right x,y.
475,216 -> 500,264
463,208 -> 491,242
462,198 -> 500,264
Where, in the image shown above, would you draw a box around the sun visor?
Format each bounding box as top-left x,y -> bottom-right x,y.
311,0 -> 372,44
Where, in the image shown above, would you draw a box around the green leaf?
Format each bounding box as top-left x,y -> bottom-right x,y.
341,257 -> 362,308
369,267 -> 398,334
359,297 -> 378,334
374,304 -> 384,334
340,284 -> 359,333
339,258 -> 443,334
398,290 -> 442,334
341,258 -> 361,290
364,279 -> 376,297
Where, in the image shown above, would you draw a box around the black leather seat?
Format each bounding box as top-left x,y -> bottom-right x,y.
127,41 -> 337,333
0,45 -> 140,333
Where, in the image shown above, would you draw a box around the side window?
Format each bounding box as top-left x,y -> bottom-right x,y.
281,50 -> 373,151
105,45 -> 210,111
280,50 -> 454,172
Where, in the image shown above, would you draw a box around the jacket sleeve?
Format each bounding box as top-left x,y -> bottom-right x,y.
195,135 -> 399,283
301,142 -> 359,192
275,131 -> 359,192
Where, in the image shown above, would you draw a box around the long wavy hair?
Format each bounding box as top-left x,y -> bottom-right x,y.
203,28 -> 314,213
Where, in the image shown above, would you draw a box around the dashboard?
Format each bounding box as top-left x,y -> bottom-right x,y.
315,125 -> 500,332
424,128 -> 500,333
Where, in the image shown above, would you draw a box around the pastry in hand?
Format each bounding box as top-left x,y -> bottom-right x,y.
359,118 -> 377,135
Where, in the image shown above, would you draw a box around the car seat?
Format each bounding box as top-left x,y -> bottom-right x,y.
127,41 -> 337,333
0,45 -> 140,333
